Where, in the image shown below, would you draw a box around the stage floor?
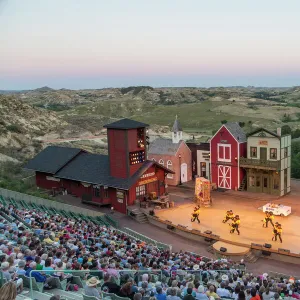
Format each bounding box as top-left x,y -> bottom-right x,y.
155,201 -> 300,253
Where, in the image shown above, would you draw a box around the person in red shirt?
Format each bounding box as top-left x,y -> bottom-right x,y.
250,288 -> 261,300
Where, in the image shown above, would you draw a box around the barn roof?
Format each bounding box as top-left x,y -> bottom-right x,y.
24,146 -> 82,174
55,154 -> 173,189
103,118 -> 149,129
25,145 -> 173,190
148,138 -> 182,156
224,122 -> 247,143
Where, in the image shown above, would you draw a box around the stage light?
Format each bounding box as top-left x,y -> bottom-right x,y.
204,230 -> 212,234
220,247 -> 227,253
264,243 -> 272,249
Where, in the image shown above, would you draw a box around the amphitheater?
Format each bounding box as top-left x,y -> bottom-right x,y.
0,187 -> 300,300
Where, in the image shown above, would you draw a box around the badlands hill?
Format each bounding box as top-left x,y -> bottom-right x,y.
1,85 -> 300,162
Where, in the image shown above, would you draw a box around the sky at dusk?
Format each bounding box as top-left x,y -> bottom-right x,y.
0,0 -> 300,90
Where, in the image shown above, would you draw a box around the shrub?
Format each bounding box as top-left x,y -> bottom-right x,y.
221,120 -> 227,124
6,124 -> 24,133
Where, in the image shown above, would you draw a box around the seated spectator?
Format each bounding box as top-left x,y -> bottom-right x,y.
119,282 -> 134,299
206,285 -> 220,299
16,260 -> 26,276
156,286 -> 167,300
250,288 -> 261,300
0,281 -> 17,300
167,288 -> 182,300
196,286 -> 209,300
184,288 -> 196,300
134,293 -> 143,300
217,282 -> 231,298
84,276 -> 101,299
1,261 -> 23,293
101,273 -> 121,294
238,291 -> 246,300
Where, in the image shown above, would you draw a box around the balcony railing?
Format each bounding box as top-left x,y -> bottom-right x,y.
239,157 -> 280,170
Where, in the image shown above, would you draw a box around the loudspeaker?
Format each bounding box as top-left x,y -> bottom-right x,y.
251,243 -> 263,249
204,230 -> 212,234
220,247 -> 227,253
278,248 -> 290,254
177,224 -> 188,230
167,225 -> 175,230
262,250 -> 271,256
264,243 -> 272,249
211,234 -> 220,240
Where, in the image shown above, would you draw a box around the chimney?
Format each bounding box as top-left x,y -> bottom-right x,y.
277,128 -> 281,136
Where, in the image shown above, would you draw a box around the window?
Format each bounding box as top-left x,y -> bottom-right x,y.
217,144 -> 231,162
129,150 -> 145,165
249,176 -> 255,187
270,148 -> 277,159
167,160 -> 173,179
250,147 -> 257,158
136,185 -> 146,197
94,187 -> 100,197
104,188 -> 109,198
284,147 -> 288,158
159,159 -> 164,166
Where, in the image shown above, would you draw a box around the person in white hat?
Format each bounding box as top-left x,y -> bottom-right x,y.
84,276 -> 101,299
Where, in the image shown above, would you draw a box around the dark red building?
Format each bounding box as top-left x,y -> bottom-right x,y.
210,123 -> 247,190
25,119 -> 174,214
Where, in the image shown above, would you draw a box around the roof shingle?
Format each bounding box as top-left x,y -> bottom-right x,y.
224,122 -> 247,143
148,138 -> 181,156
24,146 -> 82,174
103,118 -> 149,129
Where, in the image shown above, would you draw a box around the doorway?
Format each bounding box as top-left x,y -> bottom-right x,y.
260,147 -> 267,161
181,163 -> 187,183
200,162 -> 206,178
262,175 -> 269,193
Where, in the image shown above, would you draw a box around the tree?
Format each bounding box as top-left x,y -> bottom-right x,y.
291,141 -> 300,178
282,113 -> 292,123
281,125 -> 292,135
221,120 -> 227,124
239,122 -> 245,128
292,129 -> 300,139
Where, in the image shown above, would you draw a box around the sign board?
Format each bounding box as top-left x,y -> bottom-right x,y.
141,172 -> 155,179
259,140 -> 268,146
139,177 -> 157,186
116,190 -> 124,203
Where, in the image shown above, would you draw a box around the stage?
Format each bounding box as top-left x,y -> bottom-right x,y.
155,198 -> 300,253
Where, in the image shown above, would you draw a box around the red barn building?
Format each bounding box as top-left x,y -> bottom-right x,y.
25,119 -> 174,214
210,123 -> 247,190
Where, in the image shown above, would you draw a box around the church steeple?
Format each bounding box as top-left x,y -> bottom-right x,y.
172,115 -> 183,143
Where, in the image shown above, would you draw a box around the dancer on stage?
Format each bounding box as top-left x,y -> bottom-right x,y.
263,211 -> 274,228
191,206 -> 200,223
272,223 -> 283,243
230,215 -> 240,235
223,210 -> 234,223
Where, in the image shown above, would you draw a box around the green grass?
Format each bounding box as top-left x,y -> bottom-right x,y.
63,99 -> 270,133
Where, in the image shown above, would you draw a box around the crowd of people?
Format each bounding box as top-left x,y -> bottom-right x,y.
0,202 -> 298,300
